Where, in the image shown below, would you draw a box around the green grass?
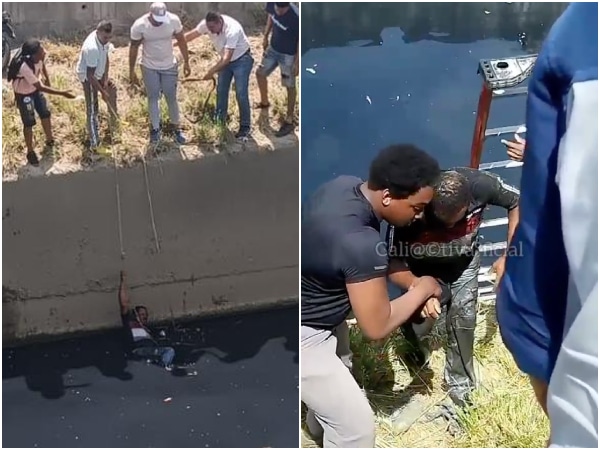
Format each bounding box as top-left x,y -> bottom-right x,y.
2,36 -> 296,179
302,302 -> 549,448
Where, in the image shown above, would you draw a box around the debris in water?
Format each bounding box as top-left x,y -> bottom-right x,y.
305,68 -> 316,74
163,397 -> 172,403
365,95 -> 372,105
484,10 -> 491,15
518,32 -> 527,47
186,406 -> 191,409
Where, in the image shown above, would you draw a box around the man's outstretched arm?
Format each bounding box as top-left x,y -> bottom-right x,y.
119,271 -> 130,316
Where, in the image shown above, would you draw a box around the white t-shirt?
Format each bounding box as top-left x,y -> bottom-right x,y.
76,31 -> 110,83
130,13 -> 183,70
196,15 -> 250,62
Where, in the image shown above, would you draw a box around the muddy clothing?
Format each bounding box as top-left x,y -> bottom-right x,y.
386,167 -> 518,406
301,175 -> 386,447
386,167 -> 519,283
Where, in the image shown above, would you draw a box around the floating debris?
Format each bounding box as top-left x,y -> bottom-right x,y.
365,95 -> 372,105
163,397 -> 172,403
305,68 -> 316,74
484,10 -> 491,15
518,32 -> 528,47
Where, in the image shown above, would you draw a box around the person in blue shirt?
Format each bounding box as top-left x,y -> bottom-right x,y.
497,3 -> 597,447
256,3 -> 299,137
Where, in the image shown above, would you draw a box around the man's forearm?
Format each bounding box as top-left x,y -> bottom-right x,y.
388,263 -> 418,290
176,35 -> 190,65
376,284 -> 433,339
103,56 -> 110,85
264,16 -> 273,39
506,206 -> 519,250
129,44 -> 139,76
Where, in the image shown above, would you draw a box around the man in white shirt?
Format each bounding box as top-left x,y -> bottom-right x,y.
129,2 -> 190,144
183,11 -> 254,139
76,20 -> 117,150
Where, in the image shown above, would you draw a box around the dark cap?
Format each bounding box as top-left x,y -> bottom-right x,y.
275,2 -> 290,7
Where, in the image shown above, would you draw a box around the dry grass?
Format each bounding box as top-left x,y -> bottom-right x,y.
2,35 -> 298,181
301,301 -> 549,448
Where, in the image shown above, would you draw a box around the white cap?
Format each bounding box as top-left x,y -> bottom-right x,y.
150,2 -> 170,24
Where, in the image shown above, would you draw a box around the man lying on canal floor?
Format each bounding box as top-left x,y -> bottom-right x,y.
385,166 -> 520,431
118,270 -> 176,370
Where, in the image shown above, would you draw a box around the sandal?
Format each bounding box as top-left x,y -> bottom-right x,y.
253,102 -> 270,109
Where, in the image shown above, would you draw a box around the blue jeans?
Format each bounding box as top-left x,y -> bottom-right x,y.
132,345 -> 175,367
216,51 -> 254,131
257,46 -> 296,88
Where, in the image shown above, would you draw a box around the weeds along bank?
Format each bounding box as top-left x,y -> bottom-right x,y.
302,305 -> 549,448
2,36 -> 298,181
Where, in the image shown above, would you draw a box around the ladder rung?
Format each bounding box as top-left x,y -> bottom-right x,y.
479,160 -> 523,170
479,285 -> 495,294
485,125 -> 522,137
479,241 -> 507,252
492,86 -> 529,97
481,217 -> 508,228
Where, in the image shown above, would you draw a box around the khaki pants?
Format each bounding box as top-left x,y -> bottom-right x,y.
301,321 -> 375,448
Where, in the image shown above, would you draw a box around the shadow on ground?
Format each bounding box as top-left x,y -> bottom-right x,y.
3,306 -> 299,448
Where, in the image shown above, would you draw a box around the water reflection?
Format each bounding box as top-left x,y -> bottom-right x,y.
301,2 -> 567,200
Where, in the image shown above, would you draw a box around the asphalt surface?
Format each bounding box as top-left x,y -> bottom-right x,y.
2,306 -> 299,448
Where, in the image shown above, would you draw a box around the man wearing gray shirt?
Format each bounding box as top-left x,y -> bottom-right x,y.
129,2 -> 190,144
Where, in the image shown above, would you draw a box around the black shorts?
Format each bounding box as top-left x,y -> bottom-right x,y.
15,91 -> 51,127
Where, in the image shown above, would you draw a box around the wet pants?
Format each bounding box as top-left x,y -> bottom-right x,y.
403,252 -> 480,407
301,321 -> 375,448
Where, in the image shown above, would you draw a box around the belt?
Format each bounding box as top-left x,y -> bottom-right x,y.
231,49 -> 251,62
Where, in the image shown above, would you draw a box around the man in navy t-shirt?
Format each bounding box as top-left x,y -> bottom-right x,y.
256,3 -> 299,137
301,144 -> 442,447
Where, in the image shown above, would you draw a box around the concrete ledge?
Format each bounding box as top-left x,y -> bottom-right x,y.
3,146 -> 299,345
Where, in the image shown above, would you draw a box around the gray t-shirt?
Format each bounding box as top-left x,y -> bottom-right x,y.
130,13 -> 183,70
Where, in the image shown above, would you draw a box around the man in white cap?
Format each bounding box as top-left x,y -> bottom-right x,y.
129,2 -> 190,144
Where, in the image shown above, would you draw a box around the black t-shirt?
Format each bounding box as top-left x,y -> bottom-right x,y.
386,167 -> 519,283
301,176 -> 389,329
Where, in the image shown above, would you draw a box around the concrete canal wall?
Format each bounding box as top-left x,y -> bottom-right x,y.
2,147 -> 299,345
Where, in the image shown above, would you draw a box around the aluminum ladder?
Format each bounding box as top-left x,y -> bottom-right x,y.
470,54 -> 537,304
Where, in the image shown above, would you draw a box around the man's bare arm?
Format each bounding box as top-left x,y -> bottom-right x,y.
174,31 -> 190,66
129,39 -> 142,81
263,15 -> 273,48
507,206 -> 519,249
387,258 -> 418,290
347,276 -> 440,341
119,271 -> 130,316
205,48 -> 234,78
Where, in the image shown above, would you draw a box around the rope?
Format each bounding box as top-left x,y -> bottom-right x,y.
181,77 -> 217,124
112,147 -> 126,261
140,151 -> 161,254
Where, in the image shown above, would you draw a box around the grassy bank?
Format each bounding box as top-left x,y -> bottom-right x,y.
2,35 -> 297,180
302,302 -> 549,448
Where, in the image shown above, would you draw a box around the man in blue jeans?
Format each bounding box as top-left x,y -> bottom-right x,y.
184,12 -> 254,139
256,2 -> 299,137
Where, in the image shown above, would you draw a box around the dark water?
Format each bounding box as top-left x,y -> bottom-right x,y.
301,2 -> 567,195
301,1 -> 568,265
3,307 -> 299,448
